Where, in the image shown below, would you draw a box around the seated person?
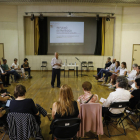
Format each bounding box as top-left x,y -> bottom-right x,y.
129,78 -> 140,109
93,57 -> 112,79
9,85 -> 46,125
11,58 -> 27,79
102,61 -> 120,86
95,59 -> 116,82
102,76 -> 131,118
77,81 -> 98,104
0,60 -> 10,87
2,59 -> 20,83
0,107 -> 9,126
51,84 -> 80,135
107,62 -> 127,89
0,79 -> 7,93
129,66 -> 140,92
127,64 -> 138,86
23,58 -> 32,78
0,93 -> 11,108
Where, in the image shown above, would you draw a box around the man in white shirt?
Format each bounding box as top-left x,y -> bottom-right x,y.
127,64 -> 138,85
51,52 -> 62,88
102,76 -> 131,117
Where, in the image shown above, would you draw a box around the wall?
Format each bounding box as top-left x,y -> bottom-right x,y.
121,7 -> 140,70
0,6 -> 18,66
17,4 -> 122,70
0,4 -> 123,70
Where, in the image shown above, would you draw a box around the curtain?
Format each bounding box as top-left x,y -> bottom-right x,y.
104,18 -> 114,56
38,17 -> 48,55
34,17 -> 40,55
101,17 -> 105,56
94,18 -> 102,55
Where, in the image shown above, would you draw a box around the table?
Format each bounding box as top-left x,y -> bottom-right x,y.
61,65 -> 79,77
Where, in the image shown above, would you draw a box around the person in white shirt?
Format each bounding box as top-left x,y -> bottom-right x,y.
51,52 -> 62,88
127,64 -> 138,85
11,58 -> 26,78
129,66 -> 140,91
95,59 -> 116,82
102,76 -> 131,117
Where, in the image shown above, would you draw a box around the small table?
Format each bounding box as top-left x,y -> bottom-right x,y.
62,65 -> 79,77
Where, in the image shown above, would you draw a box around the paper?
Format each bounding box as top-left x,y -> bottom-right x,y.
100,97 -> 106,103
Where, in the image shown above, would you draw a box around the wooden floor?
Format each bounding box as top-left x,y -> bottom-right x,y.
1,71 -> 140,140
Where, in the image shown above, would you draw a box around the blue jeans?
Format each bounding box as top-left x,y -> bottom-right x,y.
97,69 -> 109,78
7,70 -> 20,81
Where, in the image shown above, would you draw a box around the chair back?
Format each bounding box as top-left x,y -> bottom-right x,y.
7,112 -> 40,140
52,118 -> 81,139
81,61 -> 87,66
109,101 -> 129,109
88,61 -> 93,64
42,61 -> 47,66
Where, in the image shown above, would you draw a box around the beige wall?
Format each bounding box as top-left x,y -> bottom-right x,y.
3,4 -> 139,70
0,5 -> 18,66
121,7 -> 140,70
17,4 -> 122,70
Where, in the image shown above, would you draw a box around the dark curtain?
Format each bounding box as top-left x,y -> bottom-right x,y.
94,18 -> 102,55
38,17 -> 48,55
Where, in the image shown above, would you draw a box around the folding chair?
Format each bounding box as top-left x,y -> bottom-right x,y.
51,118 -> 81,140
103,101 -> 129,138
124,101 -> 140,130
41,61 -> 47,71
88,61 -> 94,71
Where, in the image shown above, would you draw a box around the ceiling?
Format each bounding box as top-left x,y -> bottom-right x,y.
0,0 -> 140,5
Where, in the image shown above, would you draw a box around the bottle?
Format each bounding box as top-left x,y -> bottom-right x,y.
75,62 -> 76,65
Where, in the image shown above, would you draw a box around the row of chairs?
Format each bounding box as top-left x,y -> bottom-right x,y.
40,61 -> 94,72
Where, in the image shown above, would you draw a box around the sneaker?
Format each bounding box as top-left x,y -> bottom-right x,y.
108,85 -> 115,89
105,83 -> 111,87
98,78 -> 104,82
102,82 -> 106,86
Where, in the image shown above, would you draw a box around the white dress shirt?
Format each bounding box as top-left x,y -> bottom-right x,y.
120,68 -> 127,76
51,57 -> 62,69
107,63 -> 115,71
103,88 -> 131,114
0,66 -> 4,74
11,63 -> 19,69
127,70 -> 137,81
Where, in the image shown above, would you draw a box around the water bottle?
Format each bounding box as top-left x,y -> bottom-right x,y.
75,62 -> 76,65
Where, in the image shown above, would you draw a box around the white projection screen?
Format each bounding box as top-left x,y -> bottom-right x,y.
50,21 -> 84,43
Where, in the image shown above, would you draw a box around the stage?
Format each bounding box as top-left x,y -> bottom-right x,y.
1,71 -> 140,140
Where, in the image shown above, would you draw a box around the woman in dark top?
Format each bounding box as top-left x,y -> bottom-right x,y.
23,58 -> 32,78
50,84 -> 80,137
129,78 -> 140,109
9,85 -> 40,125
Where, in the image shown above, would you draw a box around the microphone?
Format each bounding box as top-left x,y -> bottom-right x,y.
75,57 -> 79,60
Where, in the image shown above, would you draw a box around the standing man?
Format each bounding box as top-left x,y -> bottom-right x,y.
51,52 -> 62,88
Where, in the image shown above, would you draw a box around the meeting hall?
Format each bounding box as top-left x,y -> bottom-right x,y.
0,0 -> 140,140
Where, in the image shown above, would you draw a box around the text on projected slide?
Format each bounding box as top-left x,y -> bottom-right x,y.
50,21 -> 84,43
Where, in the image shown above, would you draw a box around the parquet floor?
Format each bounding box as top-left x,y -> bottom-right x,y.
0,71 -> 140,140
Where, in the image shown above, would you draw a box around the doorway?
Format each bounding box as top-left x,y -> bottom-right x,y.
132,44 -> 140,66
0,43 -> 4,60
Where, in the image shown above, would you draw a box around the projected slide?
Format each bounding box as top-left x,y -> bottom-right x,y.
50,21 -> 84,43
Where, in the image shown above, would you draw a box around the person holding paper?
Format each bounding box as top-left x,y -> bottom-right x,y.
51,52 -> 62,88
102,76 -> 131,118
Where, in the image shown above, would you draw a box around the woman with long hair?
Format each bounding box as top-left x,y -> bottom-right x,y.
50,84 -> 80,137
52,84 -> 80,119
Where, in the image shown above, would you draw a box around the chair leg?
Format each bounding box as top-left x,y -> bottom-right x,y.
1,131 -> 7,140
106,123 -> 111,138
121,118 -> 126,135
68,70 -> 69,77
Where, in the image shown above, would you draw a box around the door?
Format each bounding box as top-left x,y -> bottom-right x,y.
132,44 -> 140,66
0,43 -> 4,60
